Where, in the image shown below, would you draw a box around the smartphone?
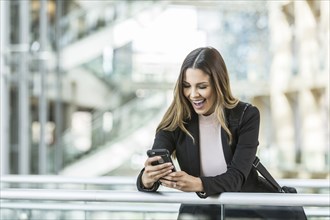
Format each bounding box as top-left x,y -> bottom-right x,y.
147,149 -> 176,172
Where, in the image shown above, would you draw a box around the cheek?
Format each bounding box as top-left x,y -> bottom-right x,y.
204,90 -> 214,101
183,88 -> 190,98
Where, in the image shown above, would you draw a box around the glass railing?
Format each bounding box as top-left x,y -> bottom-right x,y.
1,175 -> 329,220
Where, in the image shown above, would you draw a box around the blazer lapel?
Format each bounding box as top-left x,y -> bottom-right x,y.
186,113 -> 201,177
223,107 -> 233,164
221,127 -> 232,164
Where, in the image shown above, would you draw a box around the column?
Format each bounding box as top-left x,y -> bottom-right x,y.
38,0 -> 48,174
18,0 -> 31,174
54,0 -> 64,173
0,0 -> 10,175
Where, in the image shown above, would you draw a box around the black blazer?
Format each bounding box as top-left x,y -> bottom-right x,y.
137,103 -> 269,198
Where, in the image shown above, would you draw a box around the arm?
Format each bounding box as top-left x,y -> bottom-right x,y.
136,130 -> 176,192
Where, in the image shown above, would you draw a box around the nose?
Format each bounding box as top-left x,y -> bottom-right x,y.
190,88 -> 199,98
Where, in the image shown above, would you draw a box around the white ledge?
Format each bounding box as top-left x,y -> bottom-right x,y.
1,189 -> 329,207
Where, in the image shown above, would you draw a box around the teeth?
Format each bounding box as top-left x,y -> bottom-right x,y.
193,100 -> 204,106
193,100 -> 204,104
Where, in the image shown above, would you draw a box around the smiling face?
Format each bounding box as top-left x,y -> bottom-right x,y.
183,68 -> 216,116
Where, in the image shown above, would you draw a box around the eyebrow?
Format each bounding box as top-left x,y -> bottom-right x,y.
183,81 -> 209,85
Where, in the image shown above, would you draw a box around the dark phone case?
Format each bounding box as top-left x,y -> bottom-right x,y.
147,149 -> 176,171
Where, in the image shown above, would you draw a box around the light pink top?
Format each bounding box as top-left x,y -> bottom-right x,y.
199,112 -> 227,176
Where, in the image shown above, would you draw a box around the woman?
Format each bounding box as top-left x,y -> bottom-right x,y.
136,47 -> 272,219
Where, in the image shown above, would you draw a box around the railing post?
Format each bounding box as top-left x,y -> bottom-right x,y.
84,183 -> 87,220
221,204 -> 225,220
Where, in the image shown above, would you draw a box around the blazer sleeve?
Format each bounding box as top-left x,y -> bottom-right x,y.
136,130 -> 176,192
199,105 -> 260,197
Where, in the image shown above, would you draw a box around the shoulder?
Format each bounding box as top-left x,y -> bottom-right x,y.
240,103 -> 260,127
244,103 -> 259,116
234,101 -> 259,114
244,103 -> 259,117
228,101 -> 260,126
228,101 -> 259,117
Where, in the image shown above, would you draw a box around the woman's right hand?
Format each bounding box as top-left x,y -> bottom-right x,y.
141,156 -> 174,188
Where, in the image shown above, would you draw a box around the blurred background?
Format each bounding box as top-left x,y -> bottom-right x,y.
1,0 -> 329,179
0,1 -> 329,218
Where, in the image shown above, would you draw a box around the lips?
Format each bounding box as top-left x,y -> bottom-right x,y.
192,99 -> 205,109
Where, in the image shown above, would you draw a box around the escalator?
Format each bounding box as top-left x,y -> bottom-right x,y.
60,91 -> 168,177
50,1 -> 171,176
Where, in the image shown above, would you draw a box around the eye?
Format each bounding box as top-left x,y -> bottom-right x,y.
182,82 -> 190,88
198,84 -> 208,89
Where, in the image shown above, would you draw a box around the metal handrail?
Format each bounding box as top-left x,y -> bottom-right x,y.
0,202 -> 180,213
278,178 -> 330,189
1,202 -> 329,218
1,189 -> 329,207
0,175 -> 135,185
1,175 -> 329,189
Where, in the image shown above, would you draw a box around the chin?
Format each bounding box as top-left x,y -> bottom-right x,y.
194,108 -> 207,115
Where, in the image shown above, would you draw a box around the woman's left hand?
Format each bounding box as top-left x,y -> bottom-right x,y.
159,171 -> 203,192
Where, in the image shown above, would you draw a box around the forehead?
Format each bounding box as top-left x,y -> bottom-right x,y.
183,68 -> 210,82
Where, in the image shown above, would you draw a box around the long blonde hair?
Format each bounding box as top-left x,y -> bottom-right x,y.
157,47 -> 239,143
